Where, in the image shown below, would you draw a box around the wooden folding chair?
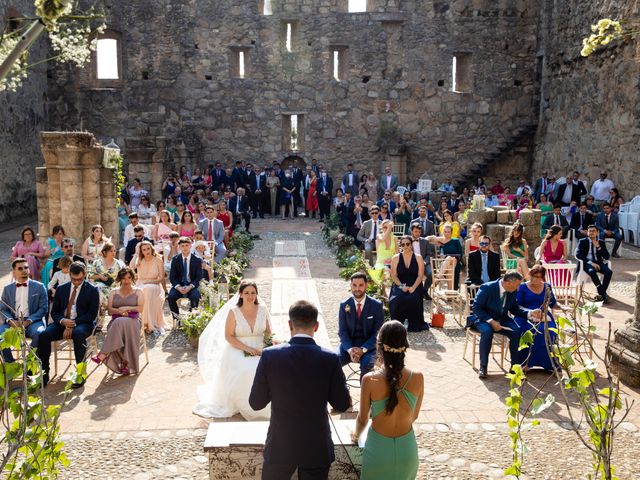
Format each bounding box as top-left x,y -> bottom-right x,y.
463,327 -> 509,370
430,257 -> 464,325
52,326 -> 99,378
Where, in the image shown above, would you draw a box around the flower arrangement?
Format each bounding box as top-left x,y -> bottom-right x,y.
244,332 -> 275,357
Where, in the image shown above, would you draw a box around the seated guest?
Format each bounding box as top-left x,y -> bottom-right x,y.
465,222 -> 483,258
542,204 -> 569,238
123,212 -> 141,246
454,201 -> 469,236
168,237 -> 203,318
390,235 -> 428,332
376,190 -> 396,212
49,255 -> 72,298
466,236 -> 501,286
90,243 -> 124,294
40,225 -> 66,285
193,240 -> 214,281
125,225 -> 152,265
10,226 -> 46,280
438,210 -> 461,238
576,225 -> 612,303
409,223 -> 435,299
595,202 -> 622,258
357,205 -> 382,266
440,178 -> 455,192
485,190 -> 499,207
427,225 -> 463,290
338,273 -> 384,379
135,241 -> 167,335
501,223 -> 530,280
490,179 -> 505,195
52,238 -> 84,274
369,220 -> 397,284
37,262 -> 100,387
412,205 -> 436,236
163,232 -> 180,273
153,210 -> 177,243
569,203 -> 594,241
0,259 -> 48,363
91,267 -> 144,375
466,271 -> 541,378
229,187 -> 251,234
198,205 -> 226,263
514,265 -> 565,371
446,192 -> 459,213
178,210 -> 197,239
379,202 -> 393,222
216,201 -> 233,246
81,224 -> 107,264
351,320 -> 423,479
539,225 -> 567,264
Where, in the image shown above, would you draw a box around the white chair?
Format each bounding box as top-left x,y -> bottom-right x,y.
618,204 -> 630,243
396,186 -> 408,195
626,206 -> 640,246
542,262 -> 577,307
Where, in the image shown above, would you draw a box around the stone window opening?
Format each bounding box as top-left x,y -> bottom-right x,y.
348,0 -> 368,12
331,46 -> 348,81
282,113 -> 304,151
96,38 -> 119,80
452,53 -> 472,93
281,21 -> 298,52
230,47 -> 251,78
261,0 -> 273,15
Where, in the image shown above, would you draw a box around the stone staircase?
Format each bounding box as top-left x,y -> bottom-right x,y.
452,123 -> 538,188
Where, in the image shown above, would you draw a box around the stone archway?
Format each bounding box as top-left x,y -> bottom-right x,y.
280,155 -> 306,171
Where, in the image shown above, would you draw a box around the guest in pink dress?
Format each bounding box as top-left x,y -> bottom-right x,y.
10,227 -> 46,279
539,225 -> 569,285
179,211 -> 197,239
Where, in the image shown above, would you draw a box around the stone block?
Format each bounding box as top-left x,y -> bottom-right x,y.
496,210 -> 517,224
492,206 -> 509,212
518,209 -> 541,226
466,209 -> 496,227
486,224 -> 506,244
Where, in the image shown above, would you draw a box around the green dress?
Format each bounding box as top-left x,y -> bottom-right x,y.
40,238 -> 64,285
539,203 -> 553,236
394,210 -> 412,235
360,372 -> 419,480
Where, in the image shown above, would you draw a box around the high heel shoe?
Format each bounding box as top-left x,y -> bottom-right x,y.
91,354 -> 106,365
119,366 -> 130,375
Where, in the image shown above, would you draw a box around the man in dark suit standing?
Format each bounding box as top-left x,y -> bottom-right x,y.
317,168 -> 333,222
37,261 -> 99,387
290,159 -> 304,215
576,225 -> 613,302
230,161 -> 246,192
248,165 -> 266,219
466,236 -> 501,286
409,222 -> 435,298
466,272 -> 541,379
250,300 -> 350,480
338,273 -> 384,379
211,162 -> 228,191
446,191 -> 460,213
229,187 -> 252,234
347,195 -> 369,245
53,238 -> 85,274
595,202 -> 622,258
167,237 -> 204,318
533,171 -> 550,202
542,204 -> 569,238
341,163 -> 359,197
556,171 -> 587,207
569,203 -> 594,241
0,258 -> 48,363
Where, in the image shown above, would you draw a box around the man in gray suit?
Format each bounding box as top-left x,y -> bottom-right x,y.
341,163 -> 359,197
410,222 -> 435,299
198,205 -> 226,263
378,166 -> 398,198
357,205 -> 382,266
413,205 -> 436,238
0,258 -> 48,362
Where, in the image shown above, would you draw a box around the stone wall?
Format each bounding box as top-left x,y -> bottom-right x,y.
532,0 -> 640,199
0,0 -> 48,223
46,0 -> 540,198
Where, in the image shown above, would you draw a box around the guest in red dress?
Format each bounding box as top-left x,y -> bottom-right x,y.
306,171 -> 319,219
216,201 -> 233,247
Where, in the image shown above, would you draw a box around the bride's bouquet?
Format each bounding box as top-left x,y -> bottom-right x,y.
244,332 -> 275,357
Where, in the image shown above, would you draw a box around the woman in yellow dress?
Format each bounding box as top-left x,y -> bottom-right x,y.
369,220 -> 398,284
437,210 -> 461,239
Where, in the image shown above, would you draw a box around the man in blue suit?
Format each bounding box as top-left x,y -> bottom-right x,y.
576,225 -> 613,302
595,202 -> 622,258
466,271 -> 541,379
37,261 -> 99,387
0,258 -> 48,362
168,237 -> 204,318
338,272 -> 384,379
250,300 -> 350,480
317,168 -> 333,222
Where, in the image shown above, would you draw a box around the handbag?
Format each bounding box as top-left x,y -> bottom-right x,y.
431,310 -> 445,328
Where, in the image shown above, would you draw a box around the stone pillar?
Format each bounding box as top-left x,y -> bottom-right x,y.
385,150 -> 407,185
35,167 -> 49,241
125,136 -> 167,201
38,132 -> 119,248
610,273 -> 640,386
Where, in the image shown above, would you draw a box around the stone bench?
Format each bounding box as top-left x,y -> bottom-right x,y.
204,419 -> 362,479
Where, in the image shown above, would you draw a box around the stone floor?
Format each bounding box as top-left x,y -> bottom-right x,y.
1,216 -> 640,479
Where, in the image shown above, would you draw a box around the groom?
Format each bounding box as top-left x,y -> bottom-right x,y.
250,300 -> 351,480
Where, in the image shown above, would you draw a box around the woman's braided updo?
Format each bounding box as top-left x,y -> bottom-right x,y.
375,320 -> 410,414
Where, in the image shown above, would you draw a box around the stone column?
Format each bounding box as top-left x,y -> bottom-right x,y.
38,132 -> 118,247
125,136 -> 167,202
35,167 -> 49,241
385,150 -> 407,185
610,273 -> 640,386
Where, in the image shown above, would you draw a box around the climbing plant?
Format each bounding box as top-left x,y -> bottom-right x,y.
112,154 -> 125,206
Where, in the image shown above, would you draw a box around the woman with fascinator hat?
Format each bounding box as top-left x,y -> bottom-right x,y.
352,320 -> 423,479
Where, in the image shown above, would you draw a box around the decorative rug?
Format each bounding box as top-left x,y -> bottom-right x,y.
274,240 -> 307,256
272,256 -> 311,279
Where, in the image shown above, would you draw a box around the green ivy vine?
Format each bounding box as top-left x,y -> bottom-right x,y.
112,154 -> 124,207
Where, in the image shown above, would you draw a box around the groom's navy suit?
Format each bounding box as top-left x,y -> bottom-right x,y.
338,295 -> 384,377
249,336 -> 350,480
466,279 -> 529,371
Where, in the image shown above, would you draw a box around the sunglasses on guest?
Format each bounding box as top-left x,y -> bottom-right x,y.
15,266 -> 29,271
401,242 -> 412,247
479,242 -> 490,246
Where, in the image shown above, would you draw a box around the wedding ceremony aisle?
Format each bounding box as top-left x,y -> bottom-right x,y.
0,219 -> 639,479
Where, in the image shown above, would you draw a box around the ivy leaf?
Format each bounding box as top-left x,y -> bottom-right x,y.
519,330 -> 534,350
530,394 -> 555,415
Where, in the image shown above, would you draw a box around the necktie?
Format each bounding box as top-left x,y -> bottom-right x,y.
236,197 -> 241,213
356,212 -> 362,227
208,220 -> 213,241
501,292 -> 507,310
581,214 -> 584,229
555,215 -> 560,225
481,253 -> 489,283
605,215 -> 610,229
542,179 -> 546,192
356,302 -> 362,319
591,242 -> 596,262
16,282 -> 27,288
182,257 -> 188,285
372,221 -> 377,240
65,286 -> 78,319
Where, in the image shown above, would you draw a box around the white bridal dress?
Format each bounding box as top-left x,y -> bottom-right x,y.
193,293 -> 272,420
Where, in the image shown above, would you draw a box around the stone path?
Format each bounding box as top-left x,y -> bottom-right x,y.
1,217 -> 640,478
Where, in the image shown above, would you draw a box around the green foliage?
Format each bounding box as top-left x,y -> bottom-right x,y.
113,154 -> 125,207
179,308 -> 214,340
1,316 -> 85,478
504,296 -> 627,480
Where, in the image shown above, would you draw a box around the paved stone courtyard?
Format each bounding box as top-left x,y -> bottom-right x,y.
1,218 -> 640,479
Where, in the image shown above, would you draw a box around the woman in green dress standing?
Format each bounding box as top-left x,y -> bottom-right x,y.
394,198 -> 412,235
352,320 -> 423,480
537,193 -> 553,236
40,225 -> 66,285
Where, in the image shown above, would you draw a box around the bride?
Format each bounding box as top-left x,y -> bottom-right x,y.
193,280 -> 272,420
